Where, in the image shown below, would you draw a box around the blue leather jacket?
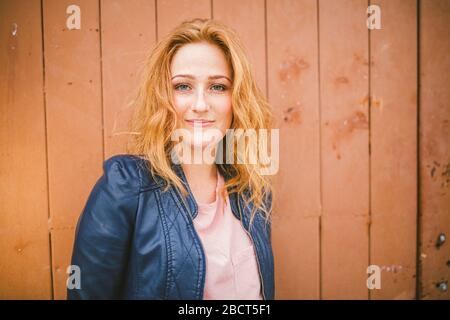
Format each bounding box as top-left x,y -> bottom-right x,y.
67,154 -> 274,299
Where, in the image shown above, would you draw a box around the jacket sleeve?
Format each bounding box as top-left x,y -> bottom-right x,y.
67,156 -> 140,300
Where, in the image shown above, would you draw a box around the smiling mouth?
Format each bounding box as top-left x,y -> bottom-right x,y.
185,119 -> 215,127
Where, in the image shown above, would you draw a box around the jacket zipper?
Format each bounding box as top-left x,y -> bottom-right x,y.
237,196 -> 266,300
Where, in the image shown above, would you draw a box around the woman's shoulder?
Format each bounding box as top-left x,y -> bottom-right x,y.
104,154 -> 143,173
103,154 -> 161,191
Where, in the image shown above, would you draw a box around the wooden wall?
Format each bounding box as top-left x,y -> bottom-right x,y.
0,0 -> 449,299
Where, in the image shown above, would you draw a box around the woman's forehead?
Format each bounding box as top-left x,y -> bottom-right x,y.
170,42 -> 231,77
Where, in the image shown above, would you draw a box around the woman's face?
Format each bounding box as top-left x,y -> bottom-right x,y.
170,41 -> 233,150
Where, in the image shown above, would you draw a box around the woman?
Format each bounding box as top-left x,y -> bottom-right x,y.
68,18 -> 275,300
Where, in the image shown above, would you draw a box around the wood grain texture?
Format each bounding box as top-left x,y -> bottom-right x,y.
42,0 -> 103,299
370,0 -> 418,300
319,0 -> 370,299
419,0 -> 450,300
267,0 -> 321,299
101,0 -> 157,158
0,0 -> 52,299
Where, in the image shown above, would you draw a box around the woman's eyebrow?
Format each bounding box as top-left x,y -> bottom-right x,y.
208,75 -> 232,83
171,74 -> 232,83
171,74 -> 195,80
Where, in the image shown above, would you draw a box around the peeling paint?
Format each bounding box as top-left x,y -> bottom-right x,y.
335,76 -> 349,85
359,94 -> 382,109
282,106 -> 301,124
329,111 -> 369,159
429,161 -> 450,188
279,53 -> 309,83
353,53 -> 373,66
11,23 -> 18,37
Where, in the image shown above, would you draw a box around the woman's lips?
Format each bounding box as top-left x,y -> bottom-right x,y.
185,119 -> 215,128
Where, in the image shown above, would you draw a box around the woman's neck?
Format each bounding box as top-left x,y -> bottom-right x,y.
181,163 -> 218,204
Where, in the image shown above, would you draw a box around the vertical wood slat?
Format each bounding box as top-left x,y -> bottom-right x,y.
370,0 -> 418,300
0,0 -> 52,299
266,0 -> 321,299
213,0 -> 267,96
320,0 -> 370,299
157,0 -> 211,40
42,0 -> 103,299
101,0 -> 157,159
419,0 -> 450,300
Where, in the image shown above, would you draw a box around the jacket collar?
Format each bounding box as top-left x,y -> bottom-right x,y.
171,162 -> 243,222
136,153 -> 247,224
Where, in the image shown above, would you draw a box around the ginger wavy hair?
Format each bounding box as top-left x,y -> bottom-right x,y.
126,18 -> 274,225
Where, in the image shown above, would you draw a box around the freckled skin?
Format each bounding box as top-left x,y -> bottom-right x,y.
171,42 -> 233,149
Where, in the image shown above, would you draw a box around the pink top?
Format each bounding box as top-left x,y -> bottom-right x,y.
193,171 -> 263,300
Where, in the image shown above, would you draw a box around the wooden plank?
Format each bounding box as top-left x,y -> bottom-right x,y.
320,0 -> 370,299
370,0 -> 417,300
266,0 -> 321,299
419,0 -> 450,300
101,0 -> 157,158
213,0 -> 267,95
157,0 -> 211,40
42,0 -> 103,299
0,0 -> 52,299
50,228 -> 75,299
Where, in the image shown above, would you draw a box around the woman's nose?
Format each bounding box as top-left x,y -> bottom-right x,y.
191,88 -> 209,112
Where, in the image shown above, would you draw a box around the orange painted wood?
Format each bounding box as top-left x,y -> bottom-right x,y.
320,0 -> 370,299
266,0 -> 321,299
42,0 -> 103,299
213,0 -> 267,96
50,228 -> 76,299
1,0 -> 448,300
101,0 -> 157,158
419,0 -> 450,300
370,0 -> 418,300
0,0 -> 52,299
157,0 -> 211,40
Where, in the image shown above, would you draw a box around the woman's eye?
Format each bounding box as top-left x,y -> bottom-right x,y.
174,84 -> 191,91
211,84 -> 227,92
